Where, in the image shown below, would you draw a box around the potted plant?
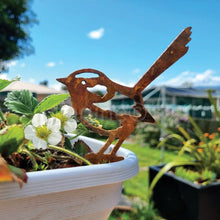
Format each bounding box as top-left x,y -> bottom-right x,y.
149,90 -> 220,220
0,78 -> 139,220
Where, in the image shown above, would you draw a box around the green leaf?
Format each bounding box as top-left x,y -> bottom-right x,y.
0,79 -> 14,91
73,140 -> 92,156
0,77 -> 20,91
156,133 -> 185,149
4,90 -> 38,116
34,93 -> 70,113
188,115 -> 205,143
149,161 -> 199,192
64,137 -> 73,151
20,115 -> 32,125
178,126 -> 191,140
0,109 -> 5,121
0,155 -> 27,187
0,125 -> 24,156
5,113 -> 21,125
8,164 -> 28,184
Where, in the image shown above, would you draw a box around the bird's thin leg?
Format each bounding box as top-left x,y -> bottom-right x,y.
97,133 -> 116,155
109,138 -> 125,158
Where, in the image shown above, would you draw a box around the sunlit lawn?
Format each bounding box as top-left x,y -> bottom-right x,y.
121,142 -> 179,200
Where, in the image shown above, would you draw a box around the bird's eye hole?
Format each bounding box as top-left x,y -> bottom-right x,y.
81,80 -> 86,85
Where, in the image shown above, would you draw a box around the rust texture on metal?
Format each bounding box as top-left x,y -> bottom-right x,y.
57,27 -> 192,164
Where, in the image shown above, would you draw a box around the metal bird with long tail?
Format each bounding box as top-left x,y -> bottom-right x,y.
57,27 -> 192,164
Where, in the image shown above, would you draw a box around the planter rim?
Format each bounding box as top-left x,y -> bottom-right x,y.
0,136 -> 139,200
150,164 -> 220,190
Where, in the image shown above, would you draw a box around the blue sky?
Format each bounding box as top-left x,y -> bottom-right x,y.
2,0 -> 220,90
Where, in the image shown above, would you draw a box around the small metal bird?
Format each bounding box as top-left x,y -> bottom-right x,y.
57,27 -> 192,164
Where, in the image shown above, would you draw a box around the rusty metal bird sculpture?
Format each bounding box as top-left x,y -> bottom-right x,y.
57,27 -> 192,164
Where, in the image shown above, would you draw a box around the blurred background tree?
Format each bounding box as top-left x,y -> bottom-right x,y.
0,0 -> 37,72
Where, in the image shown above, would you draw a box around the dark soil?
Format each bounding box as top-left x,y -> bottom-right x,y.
5,140 -> 92,172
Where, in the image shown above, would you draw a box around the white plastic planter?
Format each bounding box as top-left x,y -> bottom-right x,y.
0,136 -> 139,220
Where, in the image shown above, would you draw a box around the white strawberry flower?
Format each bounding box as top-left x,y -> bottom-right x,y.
54,105 -> 77,133
24,113 -> 62,149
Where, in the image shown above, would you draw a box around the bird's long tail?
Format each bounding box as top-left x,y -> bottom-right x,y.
134,27 -> 192,93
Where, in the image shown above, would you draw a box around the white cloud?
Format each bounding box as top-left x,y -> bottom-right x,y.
28,78 -> 36,84
7,60 -> 17,67
85,78 -> 136,92
132,68 -> 141,75
113,79 -> 135,87
46,62 -> 56,67
51,83 -> 63,91
46,61 -> 63,67
164,69 -> 220,87
88,28 -> 104,39
0,73 -> 9,80
87,84 -> 107,92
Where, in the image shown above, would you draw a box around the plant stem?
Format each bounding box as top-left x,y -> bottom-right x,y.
68,130 -> 85,140
48,145 -> 92,165
22,148 -> 38,171
30,151 -> 48,164
0,109 -> 5,121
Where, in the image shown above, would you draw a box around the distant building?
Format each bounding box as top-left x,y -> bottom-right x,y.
111,86 -> 220,119
0,80 -> 65,102
0,81 -> 66,111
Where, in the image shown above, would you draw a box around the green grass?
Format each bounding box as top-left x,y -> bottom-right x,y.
109,202 -> 161,220
122,142 -> 178,200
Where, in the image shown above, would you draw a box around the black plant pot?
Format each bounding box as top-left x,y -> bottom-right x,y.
149,165 -> 220,220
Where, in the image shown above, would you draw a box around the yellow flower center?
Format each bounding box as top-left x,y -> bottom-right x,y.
36,125 -> 51,140
53,112 -> 68,128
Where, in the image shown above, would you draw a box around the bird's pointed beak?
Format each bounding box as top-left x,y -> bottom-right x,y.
56,77 -> 67,85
